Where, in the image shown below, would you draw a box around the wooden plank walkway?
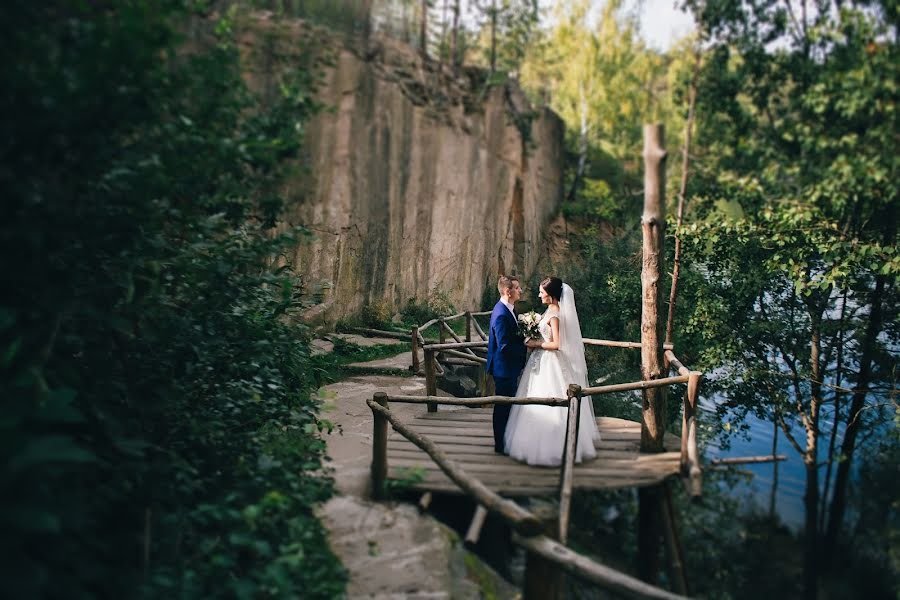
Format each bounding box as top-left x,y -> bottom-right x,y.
386,407 -> 682,496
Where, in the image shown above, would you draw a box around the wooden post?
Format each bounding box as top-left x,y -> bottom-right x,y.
411,326 -> 420,373
465,311 -> 472,342
559,384 -> 581,545
640,123 -> 668,451
684,371 -> 702,497
424,348 -> 437,412
661,482 -> 690,596
370,392 -> 389,500
524,504 -> 565,600
639,123 -> 667,587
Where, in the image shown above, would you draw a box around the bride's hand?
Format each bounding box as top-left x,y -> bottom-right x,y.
526,339 -> 542,349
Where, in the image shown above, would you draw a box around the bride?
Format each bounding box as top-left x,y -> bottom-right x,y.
504,277 -> 600,466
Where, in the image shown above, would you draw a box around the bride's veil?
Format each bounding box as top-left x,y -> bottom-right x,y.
559,283 -> 599,437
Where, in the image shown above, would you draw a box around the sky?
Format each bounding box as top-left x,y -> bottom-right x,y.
633,0 -> 696,51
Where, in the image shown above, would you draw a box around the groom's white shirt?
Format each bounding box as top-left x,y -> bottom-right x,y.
500,298 -> 516,320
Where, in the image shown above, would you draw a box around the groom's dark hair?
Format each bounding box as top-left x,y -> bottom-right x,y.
497,275 -> 518,294
540,276 -> 563,301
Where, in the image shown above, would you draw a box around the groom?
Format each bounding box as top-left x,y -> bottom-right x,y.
485,275 -> 527,454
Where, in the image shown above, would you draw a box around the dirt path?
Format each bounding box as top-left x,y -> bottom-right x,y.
314,355 -> 517,599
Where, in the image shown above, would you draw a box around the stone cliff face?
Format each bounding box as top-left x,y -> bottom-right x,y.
242,16 -> 564,323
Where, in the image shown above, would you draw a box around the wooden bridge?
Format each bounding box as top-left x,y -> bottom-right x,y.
387,409 -> 683,495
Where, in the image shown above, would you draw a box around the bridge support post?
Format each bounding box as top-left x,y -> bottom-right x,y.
411,327 -> 420,374
370,392 -> 389,500
465,311 -> 472,342
424,348 -> 437,412
524,501 -> 564,600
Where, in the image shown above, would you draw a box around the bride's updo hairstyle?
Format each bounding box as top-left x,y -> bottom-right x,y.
540,276 -> 563,302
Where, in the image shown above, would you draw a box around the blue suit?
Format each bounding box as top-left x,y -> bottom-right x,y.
485,300 -> 526,452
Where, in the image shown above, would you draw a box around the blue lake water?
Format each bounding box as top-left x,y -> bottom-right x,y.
701,402 -> 809,528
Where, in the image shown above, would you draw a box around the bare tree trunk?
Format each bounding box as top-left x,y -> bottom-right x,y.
819,288 -> 848,533
640,124 -> 668,451
665,46 -> 701,345
824,273 -> 887,558
450,0 -> 460,67
801,308 -> 825,600
419,0 -> 429,58
490,0 -> 497,73
769,405 -> 780,518
565,83 -> 589,204
637,124 -> 667,588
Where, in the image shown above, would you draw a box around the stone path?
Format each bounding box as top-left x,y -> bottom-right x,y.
315,354 -> 517,599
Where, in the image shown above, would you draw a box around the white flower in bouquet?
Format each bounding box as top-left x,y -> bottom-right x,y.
517,310 -> 542,340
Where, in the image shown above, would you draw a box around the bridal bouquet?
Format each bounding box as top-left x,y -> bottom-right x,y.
517,311 -> 542,340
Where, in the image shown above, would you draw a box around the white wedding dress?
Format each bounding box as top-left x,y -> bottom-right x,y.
504,286 -> 600,466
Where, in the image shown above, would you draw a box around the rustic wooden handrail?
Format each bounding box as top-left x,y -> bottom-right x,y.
380,394 -> 570,406
664,350 -> 690,376
581,375 -> 690,396
441,348 -> 487,364
585,338 -> 675,350
368,392 -> 692,600
421,340 -> 488,350
710,455 -> 787,466
513,534 -> 690,600
366,397 -> 543,536
558,384 -> 581,545
676,367 -> 702,498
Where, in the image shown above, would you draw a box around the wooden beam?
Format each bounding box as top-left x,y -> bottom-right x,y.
366,399 -> 542,536
581,375 -> 689,396
441,348 -> 487,363
465,505 -> 488,544
710,455 -> 787,466
640,123 -> 669,453
584,338 -> 674,350
383,394 -> 569,406
558,385 -> 581,545
440,320 -> 480,360
422,340 -> 489,350
424,349 -> 437,412
411,327 -> 420,373
684,371 -> 702,498
664,350 -> 691,377
370,392 -> 389,500
472,316 -> 488,341
348,326 -> 409,339
513,534 -> 689,600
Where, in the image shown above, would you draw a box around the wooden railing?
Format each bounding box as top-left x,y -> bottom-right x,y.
368,390 -> 689,600
408,313 -> 704,497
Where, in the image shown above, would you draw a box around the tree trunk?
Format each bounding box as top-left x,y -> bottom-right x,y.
824,273 -> 887,557
665,47 -> 700,345
819,288 -> 848,533
640,124 -> 668,451
419,0 -> 428,58
638,124 -> 667,589
490,0 -> 497,73
769,405 -> 780,518
803,454 -> 820,600
450,0 -> 460,67
565,84 -> 589,204
801,307 -> 824,600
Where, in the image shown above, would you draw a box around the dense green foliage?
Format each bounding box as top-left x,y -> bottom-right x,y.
1,2 -> 345,598
678,1 -> 898,595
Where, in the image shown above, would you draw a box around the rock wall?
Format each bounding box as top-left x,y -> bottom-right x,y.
241,16 -> 564,323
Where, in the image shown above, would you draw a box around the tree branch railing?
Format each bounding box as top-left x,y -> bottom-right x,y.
367,391 -> 689,600
408,320 -> 705,496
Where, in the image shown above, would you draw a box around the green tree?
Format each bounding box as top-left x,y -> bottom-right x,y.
681,1 -> 899,597
0,2 -> 345,597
